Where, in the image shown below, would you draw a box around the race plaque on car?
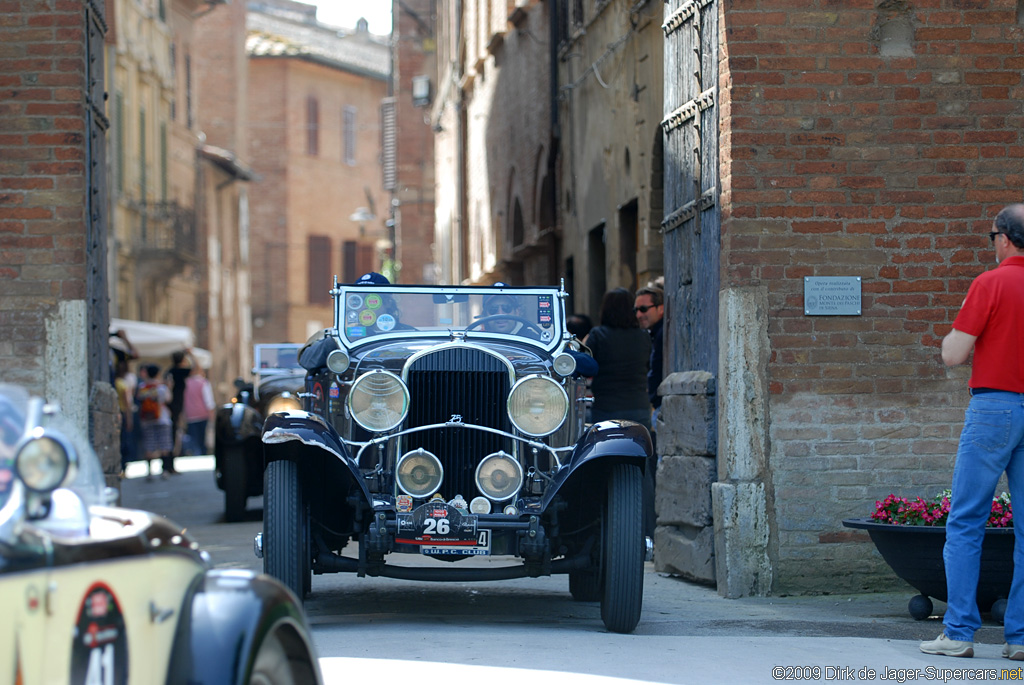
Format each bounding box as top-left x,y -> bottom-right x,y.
396,502 -> 491,555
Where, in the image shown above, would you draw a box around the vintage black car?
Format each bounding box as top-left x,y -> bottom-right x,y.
256,281 -> 652,633
214,344 -> 304,522
0,383 -> 322,684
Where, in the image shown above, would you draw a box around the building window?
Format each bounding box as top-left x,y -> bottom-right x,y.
343,105 -> 356,165
169,43 -> 176,121
160,122 -> 167,201
343,240 -> 357,284
139,107 -> 146,201
115,91 -> 124,194
307,96 -> 320,156
185,53 -> 193,129
309,235 -> 331,303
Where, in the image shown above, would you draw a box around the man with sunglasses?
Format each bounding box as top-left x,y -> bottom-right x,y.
634,286 -> 665,421
920,204 -> 1024,660
480,292 -> 532,337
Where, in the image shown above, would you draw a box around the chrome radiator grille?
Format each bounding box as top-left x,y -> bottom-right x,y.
403,347 -> 513,500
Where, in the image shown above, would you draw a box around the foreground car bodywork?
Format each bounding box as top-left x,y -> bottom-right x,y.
215,343 -> 304,521
0,384 -> 321,684
258,281 -> 652,633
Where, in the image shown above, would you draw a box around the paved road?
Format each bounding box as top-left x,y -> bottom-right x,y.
122,457 -> 1014,684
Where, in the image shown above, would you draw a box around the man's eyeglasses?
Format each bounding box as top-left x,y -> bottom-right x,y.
633,304 -> 657,314
486,304 -> 515,315
990,231 -> 1003,242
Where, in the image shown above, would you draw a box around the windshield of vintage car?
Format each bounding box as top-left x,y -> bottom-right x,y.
338,288 -> 563,348
0,384 -> 106,516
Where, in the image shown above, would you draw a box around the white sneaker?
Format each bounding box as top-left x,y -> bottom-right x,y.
920,632 -> 973,658
1003,643 -> 1024,661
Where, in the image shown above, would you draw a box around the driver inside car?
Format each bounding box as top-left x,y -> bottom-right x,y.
479,292 -> 540,339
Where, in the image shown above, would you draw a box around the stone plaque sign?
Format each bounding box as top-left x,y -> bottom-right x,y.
803,276 -> 861,316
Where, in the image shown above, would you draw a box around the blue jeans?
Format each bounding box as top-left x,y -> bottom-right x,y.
185,419 -> 208,456
943,391 -> 1024,643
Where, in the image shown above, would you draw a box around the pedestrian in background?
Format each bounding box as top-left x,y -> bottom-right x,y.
164,349 -> 195,475
920,204 -> 1024,660
634,284 -> 665,431
566,313 -> 593,341
114,358 -> 136,478
183,364 -> 216,456
136,364 -> 173,480
586,288 -> 652,429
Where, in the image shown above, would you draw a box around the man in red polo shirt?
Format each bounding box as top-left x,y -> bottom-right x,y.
921,204 -> 1024,659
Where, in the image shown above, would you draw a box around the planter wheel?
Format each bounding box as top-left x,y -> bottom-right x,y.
908,594 -> 933,621
992,598 -> 1007,624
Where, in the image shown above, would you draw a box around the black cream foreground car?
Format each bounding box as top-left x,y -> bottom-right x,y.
0,384 -> 322,684
215,343 -> 304,522
257,281 -> 652,633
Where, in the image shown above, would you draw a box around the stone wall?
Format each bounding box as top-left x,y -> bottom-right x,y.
654,371 -> 717,585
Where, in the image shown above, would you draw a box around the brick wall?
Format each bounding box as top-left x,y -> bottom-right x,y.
0,0 -> 89,393
0,1 -> 120,483
246,58 -> 290,342
718,4 -> 1024,592
393,0 -> 436,284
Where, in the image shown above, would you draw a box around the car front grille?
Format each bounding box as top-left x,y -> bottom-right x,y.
403,346 -> 513,501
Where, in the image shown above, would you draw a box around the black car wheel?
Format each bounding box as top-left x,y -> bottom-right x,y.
248,630 -> 304,685
223,446 -> 247,523
264,459 -> 309,600
600,463 -> 644,633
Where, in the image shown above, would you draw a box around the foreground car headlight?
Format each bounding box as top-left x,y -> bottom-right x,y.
265,393 -> 302,415
507,375 -> 568,436
476,452 -> 523,502
396,449 -> 443,498
348,370 -> 410,432
15,428 -> 75,493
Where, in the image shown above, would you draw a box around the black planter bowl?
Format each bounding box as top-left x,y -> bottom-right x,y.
842,517 -> 1015,622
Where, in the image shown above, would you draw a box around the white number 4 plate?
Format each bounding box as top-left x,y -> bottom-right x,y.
420,529 -> 491,556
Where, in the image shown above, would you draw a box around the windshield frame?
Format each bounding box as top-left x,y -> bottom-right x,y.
332,284 -> 569,353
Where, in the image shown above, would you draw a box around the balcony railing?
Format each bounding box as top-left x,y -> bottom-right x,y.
130,200 -> 196,261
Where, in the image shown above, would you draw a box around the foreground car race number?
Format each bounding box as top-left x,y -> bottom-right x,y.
71,583 -> 128,685
396,503 -> 491,555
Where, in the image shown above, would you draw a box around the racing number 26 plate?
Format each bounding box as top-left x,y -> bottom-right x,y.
396,502 -> 491,556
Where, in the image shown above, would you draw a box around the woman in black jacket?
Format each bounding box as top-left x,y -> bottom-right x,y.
585,287 -> 653,430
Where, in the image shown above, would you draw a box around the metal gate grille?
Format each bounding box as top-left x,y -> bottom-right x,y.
403,347 -> 513,500
662,0 -> 719,375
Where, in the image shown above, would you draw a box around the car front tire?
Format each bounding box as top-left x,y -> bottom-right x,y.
600,463 -> 644,633
264,459 -> 309,600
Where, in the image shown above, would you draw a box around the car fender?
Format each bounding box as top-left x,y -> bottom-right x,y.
261,410 -> 372,504
166,569 -> 322,685
540,419 -> 651,510
215,402 -> 262,445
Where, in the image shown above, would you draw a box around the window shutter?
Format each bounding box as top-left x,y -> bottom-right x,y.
381,97 -> 396,191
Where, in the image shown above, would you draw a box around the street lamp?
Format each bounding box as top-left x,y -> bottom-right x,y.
349,207 -> 375,236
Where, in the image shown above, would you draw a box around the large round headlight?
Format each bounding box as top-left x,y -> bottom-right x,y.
396,449 -> 443,498
15,429 -> 75,493
348,370 -> 409,432
265,393 -> 302,415
475,452 -> 523,502
507,375 -> 568,436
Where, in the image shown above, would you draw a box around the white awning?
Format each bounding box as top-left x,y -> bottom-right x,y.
110,318 -> 212,369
